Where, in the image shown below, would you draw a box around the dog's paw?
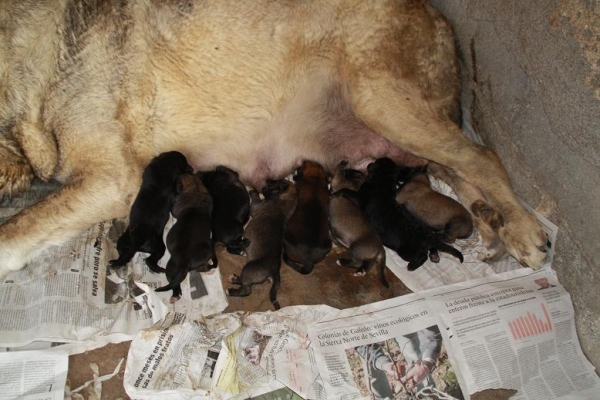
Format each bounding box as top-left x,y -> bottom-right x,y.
0,242 -> 29,280
353,270 -> 366,277
228,274 -> 240,284
0,139 -> 34,199
499,211 -> 547,269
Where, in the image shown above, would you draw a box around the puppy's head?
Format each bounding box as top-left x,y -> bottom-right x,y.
366,157 -> 399,186
263,179 -> 291,197
331,160 -> 365,191
293,160 -> 326,181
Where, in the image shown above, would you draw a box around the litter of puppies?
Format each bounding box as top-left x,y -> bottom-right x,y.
110,152 -> 469,309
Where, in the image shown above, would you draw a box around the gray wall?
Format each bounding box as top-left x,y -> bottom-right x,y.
429,0 -> 600,368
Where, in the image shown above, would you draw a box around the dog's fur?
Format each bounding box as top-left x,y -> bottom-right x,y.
227,180 -> 297,310
338,158 -> 464,271
396,166 -> 473,242
0,0 -> 547,278
283,161 -> 332,275
109,151 -> 191,272
155,173 -> 217,302
198,166 -> 251,255
329,161 -> 388,286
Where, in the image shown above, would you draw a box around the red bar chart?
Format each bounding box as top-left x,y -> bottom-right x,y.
508,303 -> 553,340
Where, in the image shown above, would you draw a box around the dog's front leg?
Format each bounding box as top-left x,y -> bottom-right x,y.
0,170 -> 136,279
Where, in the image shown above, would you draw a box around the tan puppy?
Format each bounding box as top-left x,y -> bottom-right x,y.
396,166 -> 473,242
227,180 -> 297,310
283,161 -> 332,275
0,0 -> 546,278
329,162 -> 388,287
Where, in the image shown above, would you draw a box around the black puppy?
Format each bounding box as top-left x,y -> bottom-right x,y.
109,151 -> 191,272
336,158 -> 463,271
227,180 -> 297,309
156,173 -> 217,302
198,166 -> 250,255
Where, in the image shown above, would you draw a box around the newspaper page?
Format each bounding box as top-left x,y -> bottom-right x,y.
124,314 -> 240,400
309,268 -> 600,400
0,348 -> 68,400
212,305 -> 335,400
0,213 -> 228,347
428,267 -> 600,400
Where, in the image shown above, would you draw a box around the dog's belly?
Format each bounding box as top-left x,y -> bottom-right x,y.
154,75 -> 425,189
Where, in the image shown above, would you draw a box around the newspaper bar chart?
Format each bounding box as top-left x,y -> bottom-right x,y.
508,303 -> 553,340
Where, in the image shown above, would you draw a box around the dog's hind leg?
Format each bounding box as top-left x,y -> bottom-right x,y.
0,167 -> 137,278
144,236 -> 167,273
345,73 -> 547,268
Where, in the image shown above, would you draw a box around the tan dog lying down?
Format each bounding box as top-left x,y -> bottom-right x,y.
0,0 -> 547,278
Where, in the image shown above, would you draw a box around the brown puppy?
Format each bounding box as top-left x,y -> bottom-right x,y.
155,173 -> 217,302
329,161 -> 388,287
283,161 -> 332,275
227,180 -> 297,309
396,166 -> 473,243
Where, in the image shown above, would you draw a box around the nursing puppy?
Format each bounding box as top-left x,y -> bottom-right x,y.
329,161 -> 388,287
227,180 -> 297,309
283,161 -> 332,275
155,173 -> 217,302
396,166 -> 473,242
109,151 -> 191,273
337,158 -> 464,271
198,166 -> 251,255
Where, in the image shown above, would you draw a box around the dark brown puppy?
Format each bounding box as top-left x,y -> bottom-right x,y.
227,180 -> 297,309
282,161 -> 332,275
396,166 -> 473,243
109,151 -> 191,273
198,166 -> 251,255
329,161 -> 388,287
156,173 -> 217,302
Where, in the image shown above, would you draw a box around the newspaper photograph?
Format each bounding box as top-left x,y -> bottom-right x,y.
309,294 -> 465,400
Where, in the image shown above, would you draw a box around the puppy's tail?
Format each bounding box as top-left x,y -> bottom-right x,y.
372,248 -> 389,288
155,268 -> 188,293
436,242 -> 464,263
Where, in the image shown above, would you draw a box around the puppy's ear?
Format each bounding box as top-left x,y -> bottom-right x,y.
176,177 -> 184,194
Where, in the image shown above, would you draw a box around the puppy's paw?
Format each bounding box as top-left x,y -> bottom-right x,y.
353,270 -> 366,277
499,211 -> 547,269
228,274 -> 240,284
169,296 -> 180,304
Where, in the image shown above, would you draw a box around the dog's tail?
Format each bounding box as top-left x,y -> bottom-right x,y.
435,241 -> 464,263
373,248 -> 389,288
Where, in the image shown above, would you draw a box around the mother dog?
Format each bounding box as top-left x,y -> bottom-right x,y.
0,0 -> 546,277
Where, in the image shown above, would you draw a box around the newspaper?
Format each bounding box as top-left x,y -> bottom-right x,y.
123,305 -> 335,399
0,210 -> 228,347
0,348 -> 68,400
309,267 -> 600,400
